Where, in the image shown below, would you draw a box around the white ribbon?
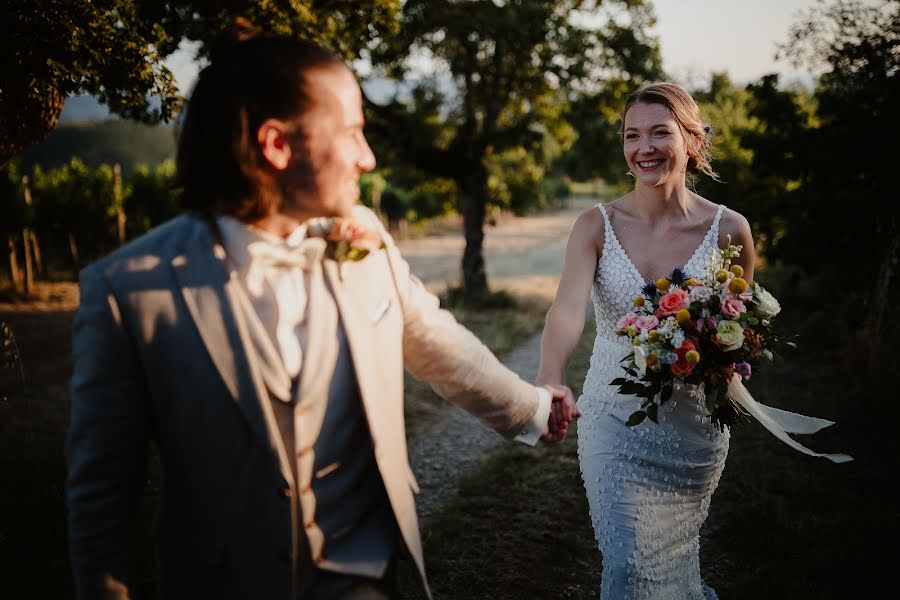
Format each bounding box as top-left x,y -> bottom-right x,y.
728,378 -> 853,463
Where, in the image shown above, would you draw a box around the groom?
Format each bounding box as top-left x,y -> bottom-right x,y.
65,26 -> 577,600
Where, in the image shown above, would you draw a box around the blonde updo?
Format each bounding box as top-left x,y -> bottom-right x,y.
622,82 -> 718,181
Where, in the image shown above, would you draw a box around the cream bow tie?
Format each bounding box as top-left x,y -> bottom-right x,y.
244,237 -> 327,296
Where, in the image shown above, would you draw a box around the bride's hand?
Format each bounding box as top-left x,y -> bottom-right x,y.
540,384 -> 580,443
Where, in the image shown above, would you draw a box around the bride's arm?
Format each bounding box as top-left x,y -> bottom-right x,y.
720,208 -> 756,281
536,208 -> 604,387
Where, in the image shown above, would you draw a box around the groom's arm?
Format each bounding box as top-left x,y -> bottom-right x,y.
361,210 -> 554,442
66,264 -> 150,598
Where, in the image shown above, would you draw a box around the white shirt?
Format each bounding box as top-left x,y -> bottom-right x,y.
215,215 -> 551,445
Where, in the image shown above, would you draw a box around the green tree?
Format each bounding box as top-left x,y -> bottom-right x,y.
778,0 -> 899,358
30,159 -> 118,270
1,0 -> 401,165
125,159 -> 180,238
366,0 -> 661,296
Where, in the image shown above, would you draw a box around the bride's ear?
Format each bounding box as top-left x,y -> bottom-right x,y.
257,119 -> 293,171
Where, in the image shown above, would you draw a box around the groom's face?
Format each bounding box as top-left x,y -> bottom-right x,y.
279,64 -> 377,220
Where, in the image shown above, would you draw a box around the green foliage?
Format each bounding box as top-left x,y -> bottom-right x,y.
125,160 -> 180,237
29,159 -> 118,258
487,147 -> 548,215
3,0 -> 402,163
0,162 -> 27,234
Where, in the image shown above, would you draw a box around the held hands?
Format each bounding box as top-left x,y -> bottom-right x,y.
539,384 -> 580,443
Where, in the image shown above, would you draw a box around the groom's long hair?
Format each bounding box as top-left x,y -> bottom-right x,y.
174,20 -> 343,221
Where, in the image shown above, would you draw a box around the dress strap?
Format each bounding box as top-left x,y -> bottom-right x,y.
710,204 -> 725,244
595,202 -> 613,238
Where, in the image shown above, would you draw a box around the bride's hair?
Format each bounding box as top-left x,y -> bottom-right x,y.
621,82 -> 719,182
174,19 -> 344,221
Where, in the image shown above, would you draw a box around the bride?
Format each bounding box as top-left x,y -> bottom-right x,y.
537,82 -> 754,599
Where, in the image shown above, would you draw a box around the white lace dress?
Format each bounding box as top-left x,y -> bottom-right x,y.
577,202 -> 729,599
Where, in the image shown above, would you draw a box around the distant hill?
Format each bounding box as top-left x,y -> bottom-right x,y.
19,120 -> 177,176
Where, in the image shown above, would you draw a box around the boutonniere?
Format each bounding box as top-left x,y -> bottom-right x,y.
309,217 -> 386,262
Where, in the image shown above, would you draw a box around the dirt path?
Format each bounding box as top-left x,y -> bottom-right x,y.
398,198 -> 595,302
405,198 -> 596,522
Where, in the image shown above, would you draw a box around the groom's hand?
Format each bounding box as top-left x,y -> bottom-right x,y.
540,384 -> 580,443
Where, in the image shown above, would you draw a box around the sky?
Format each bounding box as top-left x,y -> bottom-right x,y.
60,0 -> 838,121
649,0 -> 821,86
163,0 -> 826,91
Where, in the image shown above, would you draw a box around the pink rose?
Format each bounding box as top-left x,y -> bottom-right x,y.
616,312 -> 638,331
658,288 -> 689,316
634,315 -> 659,332
720,295 -> 747,318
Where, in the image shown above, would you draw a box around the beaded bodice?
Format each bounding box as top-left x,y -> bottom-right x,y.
591,202 -> 724,346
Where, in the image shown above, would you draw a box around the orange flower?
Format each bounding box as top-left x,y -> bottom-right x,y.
671,339 -> 698,376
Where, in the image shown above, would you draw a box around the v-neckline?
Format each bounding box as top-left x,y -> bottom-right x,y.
600,204 -> 722,284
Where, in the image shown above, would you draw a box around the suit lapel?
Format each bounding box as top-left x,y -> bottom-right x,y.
172,218 -> 292,483
323,260 -> 386,442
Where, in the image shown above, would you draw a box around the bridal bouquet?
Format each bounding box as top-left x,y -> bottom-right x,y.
611,239 -> 787,430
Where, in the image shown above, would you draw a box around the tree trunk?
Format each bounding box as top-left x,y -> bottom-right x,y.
864,216 -> 899,369
29,231 -> 43,278
68,232 -> 81,274
21,176 -> 42,278
459,162 -> 490,297
7,234 -> 21,293
21,226 -> 33,296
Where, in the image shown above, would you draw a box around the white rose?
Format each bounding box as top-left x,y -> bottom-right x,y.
633,345 -> 648,375
716,320 -> 745,351
754,284 -> 782,318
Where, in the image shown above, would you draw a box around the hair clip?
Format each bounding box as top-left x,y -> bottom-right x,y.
703,124 -> 713,136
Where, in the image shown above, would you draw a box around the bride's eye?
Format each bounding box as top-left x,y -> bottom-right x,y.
654,130 -> 670,137
624,133 -> 639,141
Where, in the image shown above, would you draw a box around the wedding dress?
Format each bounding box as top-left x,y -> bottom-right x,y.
577,202 -> 727,599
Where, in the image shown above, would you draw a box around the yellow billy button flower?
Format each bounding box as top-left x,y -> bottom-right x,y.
647,329 -> 659,341
715,269 -> 729,283
646,354 -> 658,367
656,277 -> 671,291
634,295 -> 645,307
685,350 -> 700,364
730,264 -> 744,278
685,277 -> 699,286
728,277 -> 749,294
675,309 -> 691,324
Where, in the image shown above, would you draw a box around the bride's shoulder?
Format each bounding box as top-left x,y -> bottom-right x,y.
714,204 -> 753,247
570,203 -> 608,253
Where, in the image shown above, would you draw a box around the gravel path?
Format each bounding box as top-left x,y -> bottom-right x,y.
403,199 -> 596,522
408,333 -> 544,522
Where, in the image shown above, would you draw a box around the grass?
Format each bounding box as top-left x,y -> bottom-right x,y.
394,272 -> 895,599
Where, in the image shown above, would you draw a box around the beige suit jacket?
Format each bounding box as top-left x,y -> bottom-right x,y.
66,206 -> 540,599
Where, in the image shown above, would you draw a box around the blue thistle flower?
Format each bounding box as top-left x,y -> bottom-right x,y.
642,282 -> 657,297
669,267 -> 687,285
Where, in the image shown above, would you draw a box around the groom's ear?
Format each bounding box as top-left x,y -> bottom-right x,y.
257,119 -> 294,171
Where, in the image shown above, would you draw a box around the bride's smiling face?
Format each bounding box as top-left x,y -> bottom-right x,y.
623,102 -> 690,188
